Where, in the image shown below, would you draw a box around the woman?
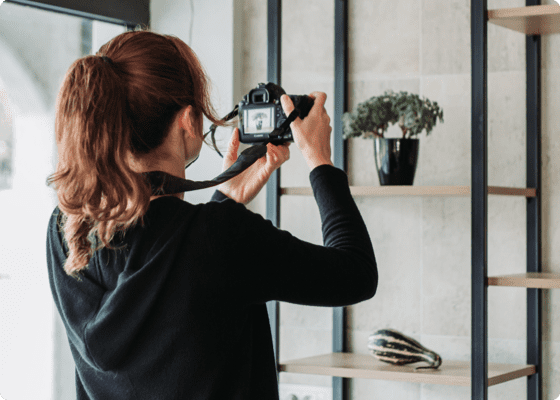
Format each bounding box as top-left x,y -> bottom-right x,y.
46,30 -> 377,400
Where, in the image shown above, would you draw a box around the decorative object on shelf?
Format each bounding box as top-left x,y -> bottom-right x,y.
343,91 -> 444,185
367,328 -> 442,370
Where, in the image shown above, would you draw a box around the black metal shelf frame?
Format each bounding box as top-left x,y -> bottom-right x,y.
270,1 -> 543,400
525,3 -> 543,400
332,3 -> 348,399
472,1 -> 542,399
266,0 -> 281,381
471,1 -> 489,398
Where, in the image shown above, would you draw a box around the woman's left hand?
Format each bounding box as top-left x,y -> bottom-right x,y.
218,128 -> 290,205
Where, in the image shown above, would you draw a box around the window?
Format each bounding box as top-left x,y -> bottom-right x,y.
0,3 -> 126,399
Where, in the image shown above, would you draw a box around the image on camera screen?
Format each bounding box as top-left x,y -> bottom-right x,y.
244,107 -> 275,134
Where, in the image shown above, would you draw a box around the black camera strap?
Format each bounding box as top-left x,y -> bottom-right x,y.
269,108 -> 301,139
141,144 -> 267,194
141,106 -> 301,195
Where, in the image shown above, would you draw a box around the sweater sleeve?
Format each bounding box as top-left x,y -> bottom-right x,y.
206,165 -> 377,307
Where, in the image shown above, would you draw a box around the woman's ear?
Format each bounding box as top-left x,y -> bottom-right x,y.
179,106 -> 198,139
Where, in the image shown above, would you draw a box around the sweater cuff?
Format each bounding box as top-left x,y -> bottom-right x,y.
309,164 -> 348,187
309,164 -> 352,203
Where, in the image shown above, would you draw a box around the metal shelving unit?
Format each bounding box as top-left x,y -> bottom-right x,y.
269,1 -> 559,399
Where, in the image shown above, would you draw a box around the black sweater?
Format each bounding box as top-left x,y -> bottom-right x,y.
46,164 -> 377,400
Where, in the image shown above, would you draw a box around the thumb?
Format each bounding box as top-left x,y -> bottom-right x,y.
280,94 -> 295,117
223,128 -> 240,169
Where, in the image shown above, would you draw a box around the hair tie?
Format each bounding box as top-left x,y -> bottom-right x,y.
100,55 -> 113,65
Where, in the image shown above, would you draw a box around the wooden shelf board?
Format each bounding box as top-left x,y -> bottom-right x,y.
281,186 -> 536,197
488,272 -> 560,288
279,353 -> 535,387
488,5 -> 560,35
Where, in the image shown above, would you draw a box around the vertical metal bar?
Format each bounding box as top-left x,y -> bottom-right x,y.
526,1 -> 542,399
334,0 -> 348,173
266,0 -> 281,375
471,0 -> 488,399
80,19 -> 92,56
267,0 -> 281,87
333,1 -> 348,400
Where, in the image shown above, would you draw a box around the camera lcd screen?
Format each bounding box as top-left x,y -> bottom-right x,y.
244,107 -> 275,134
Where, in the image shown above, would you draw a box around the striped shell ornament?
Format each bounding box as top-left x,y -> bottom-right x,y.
367,329 -> 442,370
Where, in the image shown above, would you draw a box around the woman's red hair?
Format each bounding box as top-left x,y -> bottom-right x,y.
47,30 -> 225,277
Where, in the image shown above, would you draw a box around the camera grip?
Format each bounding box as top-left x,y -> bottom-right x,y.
289,95 -> 314,120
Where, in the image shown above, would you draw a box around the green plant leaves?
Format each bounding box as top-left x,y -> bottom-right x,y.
342,91 -> 444,139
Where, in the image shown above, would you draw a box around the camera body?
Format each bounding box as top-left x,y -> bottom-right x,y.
238,82 -> 314,145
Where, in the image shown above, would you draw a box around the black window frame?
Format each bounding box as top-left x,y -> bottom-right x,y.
4,0 -> 147,28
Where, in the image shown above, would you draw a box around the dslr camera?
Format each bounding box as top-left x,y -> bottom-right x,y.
238,82 -> 314,145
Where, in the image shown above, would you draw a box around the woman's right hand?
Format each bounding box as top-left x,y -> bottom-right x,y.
280,92 -> 334,171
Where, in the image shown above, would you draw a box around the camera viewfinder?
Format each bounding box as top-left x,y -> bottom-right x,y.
251,90 -> 268,104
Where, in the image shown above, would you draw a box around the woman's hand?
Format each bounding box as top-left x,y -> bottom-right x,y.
280,92 -> 333,171
217,128 -> 290,205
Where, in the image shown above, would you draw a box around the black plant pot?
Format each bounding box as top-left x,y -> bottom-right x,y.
373,138 -> 419,185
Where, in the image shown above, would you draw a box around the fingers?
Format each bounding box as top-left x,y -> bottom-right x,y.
308,91 -> 327,109
282,92 -> 327,114
265,142 -> 290,167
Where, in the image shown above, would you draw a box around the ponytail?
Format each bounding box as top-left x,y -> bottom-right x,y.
47,30 -> 223,277
48,55 -> 150,277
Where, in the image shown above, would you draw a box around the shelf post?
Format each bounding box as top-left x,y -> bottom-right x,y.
334,0 -> 348,174
266,0 -> 281,376
333,1 -> 348,400
471,0 -> 489,399
526,1 -> 542,399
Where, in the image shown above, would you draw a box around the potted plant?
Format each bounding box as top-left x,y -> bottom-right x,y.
343,90 -> 444,185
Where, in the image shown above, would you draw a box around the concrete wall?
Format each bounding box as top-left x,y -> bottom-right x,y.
242,0 -> 560,399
